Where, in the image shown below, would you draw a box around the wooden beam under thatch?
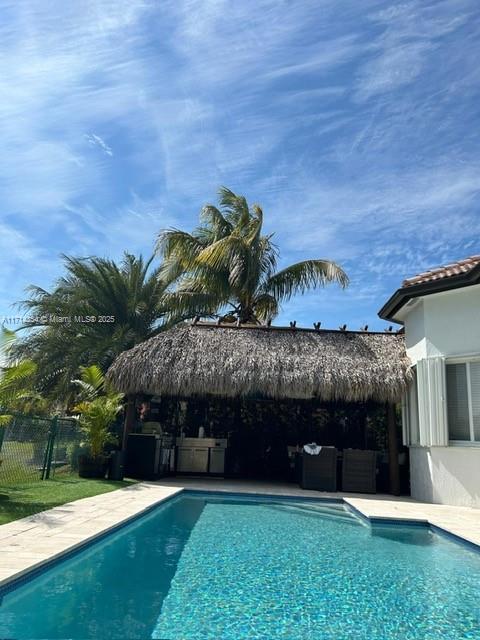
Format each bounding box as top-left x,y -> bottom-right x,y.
106,323 -> 412,403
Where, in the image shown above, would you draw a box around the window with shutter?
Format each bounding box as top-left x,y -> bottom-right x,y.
446,361 -> 480,443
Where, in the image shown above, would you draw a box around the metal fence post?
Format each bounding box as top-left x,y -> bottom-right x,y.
43,416 -> 58,480
0,423 -> 5,452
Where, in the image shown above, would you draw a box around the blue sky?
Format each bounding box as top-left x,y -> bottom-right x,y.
1,0 -> 479,331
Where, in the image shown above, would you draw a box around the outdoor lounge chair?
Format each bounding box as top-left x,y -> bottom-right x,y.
300,445 -> 337,491
342,449 -> 377,493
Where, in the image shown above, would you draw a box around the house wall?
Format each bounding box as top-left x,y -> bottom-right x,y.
401,285 -> 480,507
403,300 -> 427,361
410,446 -> 480,507
404,284 -> 480,361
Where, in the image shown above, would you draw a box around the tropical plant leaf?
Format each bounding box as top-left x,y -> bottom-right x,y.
162,291 -> 223,324
264,260 -> 349,302
252,294 -> 279,322
0,327 -> 17,355
71,364 -> 106,401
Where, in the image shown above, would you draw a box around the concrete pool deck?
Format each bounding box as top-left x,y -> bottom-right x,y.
0,478 -> 479,588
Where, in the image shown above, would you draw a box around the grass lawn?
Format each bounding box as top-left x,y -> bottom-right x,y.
0,475 -> 138,525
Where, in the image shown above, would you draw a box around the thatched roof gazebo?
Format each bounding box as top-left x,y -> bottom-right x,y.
107,322 -> 411,495
107,322 -> 411,403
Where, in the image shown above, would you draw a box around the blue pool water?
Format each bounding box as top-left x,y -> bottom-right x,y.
0,492 -> 479,639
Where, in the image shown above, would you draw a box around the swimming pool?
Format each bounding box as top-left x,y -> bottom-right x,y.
0,491 -> 479,639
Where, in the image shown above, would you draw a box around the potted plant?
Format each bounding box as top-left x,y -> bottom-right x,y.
76,395 -> 123,478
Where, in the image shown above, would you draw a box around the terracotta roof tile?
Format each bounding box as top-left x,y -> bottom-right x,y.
402,255 -> 480,288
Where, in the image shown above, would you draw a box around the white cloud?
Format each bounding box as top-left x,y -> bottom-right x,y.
264,36 -> 364,80
355,42 -> 434,102
0,0 -> 478,332
354,1 -> 470,102
0,0 -> 153,213
84,134 -> 113,156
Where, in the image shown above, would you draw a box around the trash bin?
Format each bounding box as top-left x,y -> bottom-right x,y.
108,451 -> 125,481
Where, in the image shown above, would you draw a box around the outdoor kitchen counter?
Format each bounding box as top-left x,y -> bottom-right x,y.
175,437 -> 227,474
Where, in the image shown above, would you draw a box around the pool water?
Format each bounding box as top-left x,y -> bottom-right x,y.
0,492 -> 479,639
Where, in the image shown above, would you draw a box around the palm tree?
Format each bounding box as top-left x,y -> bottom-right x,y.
14,253 -> 168,403
0,328 -> 48,422
157,187 -> 348,324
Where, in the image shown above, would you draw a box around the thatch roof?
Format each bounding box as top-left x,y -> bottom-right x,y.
107,323 -> 411,403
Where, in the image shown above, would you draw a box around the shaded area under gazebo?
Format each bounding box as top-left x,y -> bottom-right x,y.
107,322 -> 412,495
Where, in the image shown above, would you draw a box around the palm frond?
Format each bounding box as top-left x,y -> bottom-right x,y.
265,260 -> 349,302
252,293 -> 279,322
0,359 -> 40,412
218,186 -> 251,229
162,290 -> 223,324
196,235 -> 248,273
199,205 -> 233,239
156,229 -> 204,260
71,364 -> 105,401
0,327 -> 17,355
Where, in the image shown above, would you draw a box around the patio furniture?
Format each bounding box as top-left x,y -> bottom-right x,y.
300,446 -> 337,491
342,449 -> 377,493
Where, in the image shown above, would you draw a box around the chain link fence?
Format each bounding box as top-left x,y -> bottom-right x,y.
50,417 -> 83,478
0,414 -> 82,484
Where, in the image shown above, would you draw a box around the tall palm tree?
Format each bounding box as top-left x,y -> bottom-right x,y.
157,187 -> 348,324
13,253 -> 168,403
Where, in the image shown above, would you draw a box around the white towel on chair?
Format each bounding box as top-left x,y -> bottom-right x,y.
303,443 -> 322,455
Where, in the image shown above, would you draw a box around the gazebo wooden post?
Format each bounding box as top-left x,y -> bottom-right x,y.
122,394 -> 137,450
387,402 -> 400,496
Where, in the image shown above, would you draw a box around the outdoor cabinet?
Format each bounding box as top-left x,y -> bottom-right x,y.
177,446 -> 209,473
209,447 -> 226,474
175,437 -> 228,475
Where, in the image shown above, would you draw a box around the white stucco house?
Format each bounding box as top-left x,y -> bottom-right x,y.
379,255 -> 480,508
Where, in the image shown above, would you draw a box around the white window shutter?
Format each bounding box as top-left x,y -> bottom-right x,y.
417,359 -> 430,445
428,357 -> 448,445
416,357 -> 448,446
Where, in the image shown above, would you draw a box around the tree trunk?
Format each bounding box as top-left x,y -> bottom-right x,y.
387,402 -> 400,496
122,394 -> 137,450
239,307 -> 257,324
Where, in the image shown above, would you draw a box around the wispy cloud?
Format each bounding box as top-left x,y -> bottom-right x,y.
84,133 -> 113,156
0,0 -> 479,331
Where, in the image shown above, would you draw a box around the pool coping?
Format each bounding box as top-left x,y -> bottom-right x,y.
0,482 -> 479,593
